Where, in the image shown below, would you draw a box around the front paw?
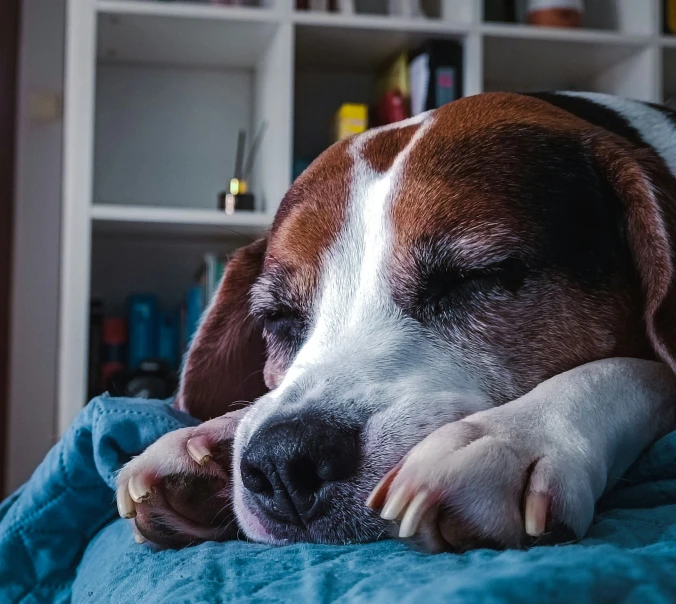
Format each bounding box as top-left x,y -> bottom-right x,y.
116,410 -> 245,548
368,414 -> 599,552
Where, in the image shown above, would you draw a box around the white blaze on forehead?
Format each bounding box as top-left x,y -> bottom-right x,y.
272,114 -> 435,397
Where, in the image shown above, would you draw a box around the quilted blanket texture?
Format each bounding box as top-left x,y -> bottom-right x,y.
1,395 -> 675,603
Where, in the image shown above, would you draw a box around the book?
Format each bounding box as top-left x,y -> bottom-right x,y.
184,285 -> 204,350
409,40 -> 463,114
158,309 -> 180,369
127,294 -> 158,370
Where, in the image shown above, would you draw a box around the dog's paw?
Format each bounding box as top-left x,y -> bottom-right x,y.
367,404 -> 601,553
116,409 -> 247,548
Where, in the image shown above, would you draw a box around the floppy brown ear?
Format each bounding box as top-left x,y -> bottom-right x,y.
590,134 -> 676,372
176,238 -> 269,420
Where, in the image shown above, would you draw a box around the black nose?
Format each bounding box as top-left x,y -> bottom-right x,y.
240,415 -> 359,526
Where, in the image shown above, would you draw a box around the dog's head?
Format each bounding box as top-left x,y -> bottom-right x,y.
177,93 -> 676,544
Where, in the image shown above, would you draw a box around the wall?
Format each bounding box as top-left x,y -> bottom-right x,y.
6,0 -> 65,492
94,63 -> 254,209
0,0 -> 20,495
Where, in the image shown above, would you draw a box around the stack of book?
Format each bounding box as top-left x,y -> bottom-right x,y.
375,39 -> 464,126
87,253 -> 227,398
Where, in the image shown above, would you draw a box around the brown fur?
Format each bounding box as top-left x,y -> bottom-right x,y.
362,124 -> 420,173
589,136 -> 676,372
268,139 -> 351,274
179,91 -> 676,421
176,239 -> 269,420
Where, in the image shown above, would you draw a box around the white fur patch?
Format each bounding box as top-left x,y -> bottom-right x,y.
560,91 -> 676,178
265,117 -> 436,402
383,358 -> 676,547
232,112 -> 493,540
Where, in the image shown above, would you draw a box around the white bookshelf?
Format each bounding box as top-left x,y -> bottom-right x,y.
50,0 -> 671,436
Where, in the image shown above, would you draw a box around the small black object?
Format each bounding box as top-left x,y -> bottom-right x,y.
106,358 -> 178,400
218,191 -> 255,213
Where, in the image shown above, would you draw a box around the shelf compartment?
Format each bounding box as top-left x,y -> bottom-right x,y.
294,12 -> 469,70
97,0 -> 279,69
482,0 -> 658,36
94,3 -> 292,218
91,230 -> 244,316
483,30 -> 654,100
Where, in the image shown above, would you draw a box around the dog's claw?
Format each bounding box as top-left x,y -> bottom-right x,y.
525,491 -> 549,536
187,436 -> 212,465
399,490 -> 435,539
366,464 -> 400,509
380,485 -> 410,521
117,483 -> 136,519
132,524 -> 147,544
129,474 -> 153,503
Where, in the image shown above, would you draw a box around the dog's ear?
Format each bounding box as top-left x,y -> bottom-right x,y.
176,238 -> 269,420
590,134 -> 676,372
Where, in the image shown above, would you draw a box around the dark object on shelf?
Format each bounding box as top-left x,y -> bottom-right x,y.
218,189 -> 255,213
296,0 -> 338,10
100,317 -> 127,394
158,309 -> 180,369
127,293 -> 158,370
106,358 -> 178,400
184,285 -> 204,350
410,39 -> 463,114
293,157 -> 312,181
485,0 -> 517,22
218,122 -> 267,214
666,0 -> 676,34
87,299 -> 105,399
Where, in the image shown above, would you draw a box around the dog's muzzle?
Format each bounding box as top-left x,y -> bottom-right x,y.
239,412 -> 360,528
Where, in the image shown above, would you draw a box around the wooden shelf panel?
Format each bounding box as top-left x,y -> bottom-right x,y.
481,22 -> 651,45
91,204 -> 273,238
484,29 -> 650,94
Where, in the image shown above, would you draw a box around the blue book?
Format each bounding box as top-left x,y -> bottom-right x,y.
435,66 -> 456,108
184,285 -> 204,349
127,294 -> 158,369
158,309 -> 179,369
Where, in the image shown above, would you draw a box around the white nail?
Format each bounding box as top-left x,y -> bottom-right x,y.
116,484 -> 136,519
128,474 -> 152,503
525,491 -> 549,537
187,437 -> 212,465
399,490 -> 432,539
366,473 -> 391,509
380,486 -> 409,521
133,526 -> 147,544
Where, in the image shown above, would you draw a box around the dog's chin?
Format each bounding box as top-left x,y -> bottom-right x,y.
233,480 -> 388,545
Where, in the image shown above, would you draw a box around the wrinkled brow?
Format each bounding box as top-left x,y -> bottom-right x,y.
250,265 -> 316,317
411,226 -> 533,272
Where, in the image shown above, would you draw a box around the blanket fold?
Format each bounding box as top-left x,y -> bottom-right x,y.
0,396 -> 198,603
1,395 -> 675,603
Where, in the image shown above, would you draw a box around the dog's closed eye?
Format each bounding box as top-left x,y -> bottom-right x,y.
262,308 -> 306,342
416,257 -> 529,315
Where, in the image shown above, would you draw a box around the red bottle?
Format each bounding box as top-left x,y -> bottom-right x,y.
376,90 -> 409,126
100,318 -> 127,392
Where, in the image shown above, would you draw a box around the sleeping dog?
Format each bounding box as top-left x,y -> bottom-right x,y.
116,92 -> 676,552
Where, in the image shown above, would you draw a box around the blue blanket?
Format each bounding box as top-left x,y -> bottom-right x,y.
1,396 -> 676,603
